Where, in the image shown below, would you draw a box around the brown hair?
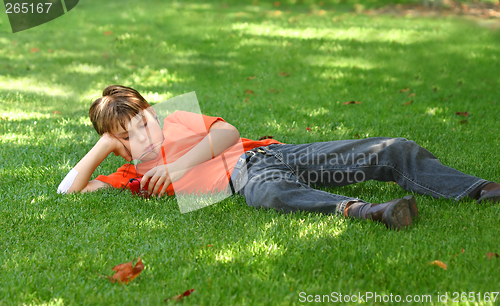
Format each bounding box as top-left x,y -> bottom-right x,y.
89,85 -> 151,135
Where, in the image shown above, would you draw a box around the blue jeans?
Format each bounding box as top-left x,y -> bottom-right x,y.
238,137 -> 488,215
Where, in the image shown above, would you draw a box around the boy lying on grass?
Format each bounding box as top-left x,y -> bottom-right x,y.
58,85 -> 500,230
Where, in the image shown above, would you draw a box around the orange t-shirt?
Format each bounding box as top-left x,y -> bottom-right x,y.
95,111 -> 282,195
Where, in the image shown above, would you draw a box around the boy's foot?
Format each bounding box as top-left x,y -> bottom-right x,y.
345,196 -> 417,230
477,183 -> 500,204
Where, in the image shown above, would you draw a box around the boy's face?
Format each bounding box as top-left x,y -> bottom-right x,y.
111,109 -> 163,161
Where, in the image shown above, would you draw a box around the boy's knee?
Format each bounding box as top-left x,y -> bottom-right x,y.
385,138 -> 438,160
386,137 -> 417,150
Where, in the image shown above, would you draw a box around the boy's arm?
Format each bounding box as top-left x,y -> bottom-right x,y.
61,134 -> 129,194
173,120 -> 240,172
142,121 -> 240,196
80,179 -> 110,192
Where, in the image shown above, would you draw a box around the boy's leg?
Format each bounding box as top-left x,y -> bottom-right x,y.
239,152 -> 360,214
264,138 -> 488,201
238,149 -> 415,229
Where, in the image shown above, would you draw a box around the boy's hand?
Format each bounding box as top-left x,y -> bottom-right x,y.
100,133 -> 132,162
141,163 -> 186,197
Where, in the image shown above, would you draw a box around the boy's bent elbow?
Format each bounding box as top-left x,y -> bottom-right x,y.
231,129 -> 240,143
224,124 -> 240,143
81,180 -> 111,193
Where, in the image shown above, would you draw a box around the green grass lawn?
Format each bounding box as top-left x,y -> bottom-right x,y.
1,0 -> 500,305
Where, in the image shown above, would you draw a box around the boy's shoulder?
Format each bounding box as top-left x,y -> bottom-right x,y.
161,111 -> 226,133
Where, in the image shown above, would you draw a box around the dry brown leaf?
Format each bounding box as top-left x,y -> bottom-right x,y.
343,101 -> 361,105
52,111 -> 61,114
104,31 -> 113,36
355,134 -> 361,139
399,88 -> 410,93
455,111 -> 469,117
243,97 -> 250,103
267,88 -> 281,93
245,89 -> 255,94
273,1 -> 280,7
487,252 -> 499,260
430,260 -> 447,270
453,249 -> 464,258
246,75 -> 256,80
408,93 -> 416,97
48,49 -> 53,53
278,71 -> 291,77
405,101 -> 413,105
109,257 -> 144,284
166,289 -> 195,302
30,47 -> 39,53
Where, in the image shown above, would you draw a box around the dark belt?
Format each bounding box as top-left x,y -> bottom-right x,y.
229,148 -> 264,194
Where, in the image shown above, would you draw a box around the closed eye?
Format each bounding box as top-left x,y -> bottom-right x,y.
120,120 -> 147,141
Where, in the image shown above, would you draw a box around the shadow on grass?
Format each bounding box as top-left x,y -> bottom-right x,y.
0,0 -> 498,187
0,0 -> 498,112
